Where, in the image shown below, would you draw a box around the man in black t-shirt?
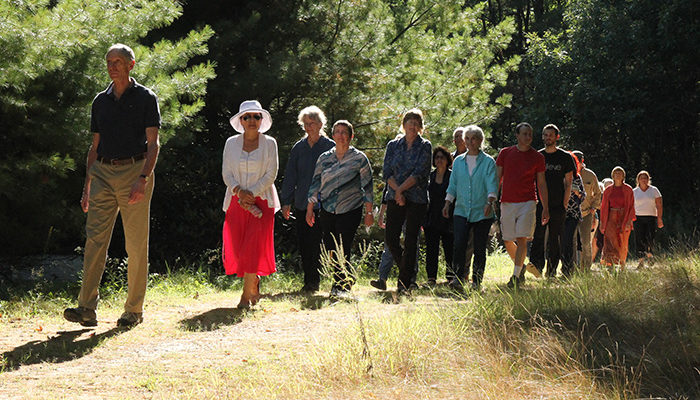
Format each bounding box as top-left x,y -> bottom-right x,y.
527,124 -> 575,278
64,44 -> 161,328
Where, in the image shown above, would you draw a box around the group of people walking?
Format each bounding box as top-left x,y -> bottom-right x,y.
62,44 -> 665,327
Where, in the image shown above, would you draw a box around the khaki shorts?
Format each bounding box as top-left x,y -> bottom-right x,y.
500,201 -> 537,241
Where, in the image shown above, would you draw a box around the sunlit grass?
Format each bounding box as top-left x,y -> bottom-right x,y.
1,249 -> 698,399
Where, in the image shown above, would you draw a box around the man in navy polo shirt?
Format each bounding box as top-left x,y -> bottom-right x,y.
64,43 -> 161,328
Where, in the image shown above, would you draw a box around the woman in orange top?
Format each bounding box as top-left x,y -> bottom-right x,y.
599,166 -> 635,269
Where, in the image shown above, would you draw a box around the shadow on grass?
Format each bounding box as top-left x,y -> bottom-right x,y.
179,308 -> 247,332
506,269 -> 700,399
1,327 -> 122,372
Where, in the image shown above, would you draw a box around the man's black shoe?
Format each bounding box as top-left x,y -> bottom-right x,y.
64,307 -> 97,327
370,279 -> 387,290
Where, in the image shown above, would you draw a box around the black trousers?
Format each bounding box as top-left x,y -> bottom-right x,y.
423,226 -> 453,281
560,217 -> 580,276
320,207 -> 362,290
453,216 -> 493,285
530,204 -> 566,277
634,215 -> 657,257
385,200 -> 427,290
296,208 -> 322,289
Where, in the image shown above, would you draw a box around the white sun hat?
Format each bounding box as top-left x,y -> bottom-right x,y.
229,100 -> 273,133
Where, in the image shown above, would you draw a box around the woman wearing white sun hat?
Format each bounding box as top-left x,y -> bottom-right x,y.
222,100 -> 280,309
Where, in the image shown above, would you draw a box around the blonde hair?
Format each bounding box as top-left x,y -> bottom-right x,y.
611,166 -> 626,179
636,170 -> 652,186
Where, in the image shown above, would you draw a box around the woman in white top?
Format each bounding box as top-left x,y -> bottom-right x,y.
633,170 -> 663,265
222,100 -> 280,308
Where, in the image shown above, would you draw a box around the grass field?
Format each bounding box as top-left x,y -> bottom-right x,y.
1,249 -> 698,399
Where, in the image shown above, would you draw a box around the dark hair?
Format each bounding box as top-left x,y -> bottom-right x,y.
331,120 -> 354,137
542,123 -> 560,135
432,145 -> 453,168
515,122 -> 532,134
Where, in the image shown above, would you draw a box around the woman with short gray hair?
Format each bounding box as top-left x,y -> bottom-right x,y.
280,105 -> 335,293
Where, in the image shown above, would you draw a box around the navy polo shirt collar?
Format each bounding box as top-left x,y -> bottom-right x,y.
105,78 -> 136,100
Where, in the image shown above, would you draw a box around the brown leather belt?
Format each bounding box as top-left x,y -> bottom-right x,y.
97,153 -> 146,165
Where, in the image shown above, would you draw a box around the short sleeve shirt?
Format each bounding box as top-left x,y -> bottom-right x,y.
496,146 -> 545,203
633,185 -> 662,216
90,79 -> 161,159
539,148 -> 576,209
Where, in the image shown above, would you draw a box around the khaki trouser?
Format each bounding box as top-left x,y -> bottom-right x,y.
78,160 -> 154,313
579,212 -> 594,271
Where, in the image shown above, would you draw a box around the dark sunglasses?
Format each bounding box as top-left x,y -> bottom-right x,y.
242,114 -> 262,121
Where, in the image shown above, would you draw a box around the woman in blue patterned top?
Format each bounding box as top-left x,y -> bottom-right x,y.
383,108 -> 432,293
306,120 -> 374,296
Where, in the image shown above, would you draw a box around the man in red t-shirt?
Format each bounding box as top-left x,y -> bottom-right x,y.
496,122 -> 549,288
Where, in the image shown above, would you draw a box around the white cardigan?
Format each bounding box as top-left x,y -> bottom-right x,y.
221,133 -> 281,212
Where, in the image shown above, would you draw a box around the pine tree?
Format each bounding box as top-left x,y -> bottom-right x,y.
0,0 -> 215,255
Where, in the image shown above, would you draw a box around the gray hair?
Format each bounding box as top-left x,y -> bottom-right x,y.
106,43 -> 135,62
463,125 -> 485,149
296,105 -> 327,136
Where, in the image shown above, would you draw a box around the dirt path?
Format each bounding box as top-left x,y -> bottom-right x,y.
0,290 -> 439,399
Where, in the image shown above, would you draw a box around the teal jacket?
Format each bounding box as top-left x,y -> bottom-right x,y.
446,151 -> 498,222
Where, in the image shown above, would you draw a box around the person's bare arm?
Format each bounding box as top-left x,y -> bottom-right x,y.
563,171 -> 573,208
537,171 -> 549,224
655,197 -> 664,228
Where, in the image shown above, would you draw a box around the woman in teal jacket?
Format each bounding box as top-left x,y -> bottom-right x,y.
442,125 -> 498,291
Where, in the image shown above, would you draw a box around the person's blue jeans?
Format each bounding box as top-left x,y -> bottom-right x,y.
453,216 -> 493,286
378,243 -> 393,281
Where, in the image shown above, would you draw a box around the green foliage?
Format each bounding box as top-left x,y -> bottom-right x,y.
0,0 -> 215,256
475,0 -> 699,244
143,1 -> 519,266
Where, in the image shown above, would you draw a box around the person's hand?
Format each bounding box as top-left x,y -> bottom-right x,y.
657,217 -> 664,228
395,191 -> 406,206
483,203 -> 492,217
128,178 -> 146,205
306,208 -> 315,227
282,205 -> 291,220
625,222 -> 633,231
80,184 -> 90,213
364,212 -> 374,227
238,189 -> 255,206
442,203 -> 451,219
541,208 -> 550,225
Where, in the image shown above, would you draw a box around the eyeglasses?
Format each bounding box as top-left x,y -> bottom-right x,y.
242,114 -> 262,121
434,154 -> 446,160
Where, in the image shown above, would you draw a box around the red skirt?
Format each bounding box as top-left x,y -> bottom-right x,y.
222,195 -> 276,277
602,208 -> 631,266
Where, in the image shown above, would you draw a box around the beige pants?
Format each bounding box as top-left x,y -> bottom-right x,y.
78,160 -> 154,313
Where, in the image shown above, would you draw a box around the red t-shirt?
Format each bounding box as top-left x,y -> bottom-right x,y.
496,145 -> 546,203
